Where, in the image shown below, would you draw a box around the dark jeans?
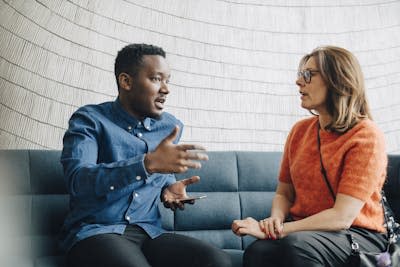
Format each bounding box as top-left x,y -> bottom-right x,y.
67,225 -> 232,267
243,227 -> 387,267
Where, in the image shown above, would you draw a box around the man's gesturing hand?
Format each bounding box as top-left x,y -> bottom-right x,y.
162,176 -> 200,211
144,126 -> 208,174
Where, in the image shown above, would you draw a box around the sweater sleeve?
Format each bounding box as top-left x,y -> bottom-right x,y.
279,126 -> 296,184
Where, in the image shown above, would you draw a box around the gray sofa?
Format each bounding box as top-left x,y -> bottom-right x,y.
0,150 -> 399,267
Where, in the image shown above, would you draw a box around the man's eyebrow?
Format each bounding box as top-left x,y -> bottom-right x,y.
156,71 -> 171,78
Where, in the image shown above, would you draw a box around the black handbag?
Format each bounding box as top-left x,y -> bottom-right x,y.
346,192 -> 400,267
317,125 -> 400,267
345,192 -> 400,267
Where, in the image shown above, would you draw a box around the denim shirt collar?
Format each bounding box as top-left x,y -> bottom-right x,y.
112,98 -> 154,131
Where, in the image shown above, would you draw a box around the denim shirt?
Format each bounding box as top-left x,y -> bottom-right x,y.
59,98 -> 183,252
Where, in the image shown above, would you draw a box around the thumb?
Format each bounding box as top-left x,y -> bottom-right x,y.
163,126 -> 180,143
180,176 -> 200,186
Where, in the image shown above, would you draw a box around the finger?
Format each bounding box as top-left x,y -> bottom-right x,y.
236,227 -> 249,236
231,220 -> 240,229
231,225 -> 243,236
274,220 -> 284,235
232,220 -> 248,232
163,202 -> 170,209
231,227 -> 241,236
180,176 -> 200,186
173,159 -> 202,171
185,151 -> 209,161
259,220 -> 265,232
163,126 -> 180,143
165,201 -> 176,211
231,220 -> 241,233
175,200 -> 185,210
263,220 -> 272,236
188,199 -> 195,205
174,165 -> 189,173
268,220 -> 277,239
177,144 -> 207,151
181,160 -> 202,169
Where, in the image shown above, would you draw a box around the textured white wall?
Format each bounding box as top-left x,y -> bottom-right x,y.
0,0 -> 399,153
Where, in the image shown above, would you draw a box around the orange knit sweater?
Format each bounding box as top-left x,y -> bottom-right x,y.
279,116 -> 387,232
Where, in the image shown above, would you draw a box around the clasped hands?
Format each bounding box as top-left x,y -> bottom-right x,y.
231,217 -> 286,240
144,126 -> 208,211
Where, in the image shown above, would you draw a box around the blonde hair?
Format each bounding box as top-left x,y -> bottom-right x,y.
299,46 -> 372,133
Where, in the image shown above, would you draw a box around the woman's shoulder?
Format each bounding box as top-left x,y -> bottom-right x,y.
291,116 -> 318,132
345,119 -> 386,148
284,116 -> 318,143
350,119 -> 383,137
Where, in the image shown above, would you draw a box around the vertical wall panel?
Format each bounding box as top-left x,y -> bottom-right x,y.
0,0 -> 399,153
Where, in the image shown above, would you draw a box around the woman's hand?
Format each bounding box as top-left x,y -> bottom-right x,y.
231,217 -> 268,239
259,217 -> 285,240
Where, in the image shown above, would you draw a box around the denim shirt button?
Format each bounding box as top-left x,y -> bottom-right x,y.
110,185 -> 114,190
126,216 -> 130,221
127,126 -> 132,131
134,192 -> 139,197
136,175 -> 141,181
137,132 -> 143,138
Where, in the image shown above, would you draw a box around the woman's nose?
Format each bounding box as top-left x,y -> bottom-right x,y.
296,77 -> 304,87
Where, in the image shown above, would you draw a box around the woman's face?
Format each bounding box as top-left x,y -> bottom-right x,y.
296,56 -> 329,115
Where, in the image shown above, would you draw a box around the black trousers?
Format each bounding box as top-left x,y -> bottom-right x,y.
243,227 -> 387,267
67,225 -> 232,267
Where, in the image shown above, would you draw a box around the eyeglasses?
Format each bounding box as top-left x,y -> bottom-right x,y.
297,69 -> 320,84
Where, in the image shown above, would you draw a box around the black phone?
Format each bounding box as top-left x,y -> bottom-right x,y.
178,195 -> 207,203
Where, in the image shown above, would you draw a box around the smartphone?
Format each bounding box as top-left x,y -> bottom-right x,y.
178,195 -> 207,203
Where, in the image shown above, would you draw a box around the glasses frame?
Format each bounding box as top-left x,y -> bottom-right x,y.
297,69 -> 320,84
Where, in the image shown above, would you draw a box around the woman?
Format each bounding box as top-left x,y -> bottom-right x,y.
232,46 -> 388,267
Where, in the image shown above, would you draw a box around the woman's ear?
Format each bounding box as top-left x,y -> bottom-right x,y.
118,73 -> 132,91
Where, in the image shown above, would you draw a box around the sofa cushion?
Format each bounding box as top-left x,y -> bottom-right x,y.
237,151 -> 281,191
176,151 -> 239,192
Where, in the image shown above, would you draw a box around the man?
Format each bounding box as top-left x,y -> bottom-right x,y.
60,43 -> 232,267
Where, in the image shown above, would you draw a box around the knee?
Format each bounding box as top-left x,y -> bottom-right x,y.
244,240 -> 265,261
279,232 -> 322,266
280,232 -> 312,253
203,248 -> 232,267
243,240 -> 274,267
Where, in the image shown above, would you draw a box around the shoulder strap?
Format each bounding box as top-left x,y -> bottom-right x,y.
316,124 -> 335,200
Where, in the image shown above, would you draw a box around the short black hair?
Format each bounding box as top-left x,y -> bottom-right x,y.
114,43 -> 166,88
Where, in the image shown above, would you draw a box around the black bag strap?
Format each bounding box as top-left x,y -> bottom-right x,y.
316,123 -> 335,201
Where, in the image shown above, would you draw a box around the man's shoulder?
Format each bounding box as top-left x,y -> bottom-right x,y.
160,112 -> 183,127
74,101 -> 113,116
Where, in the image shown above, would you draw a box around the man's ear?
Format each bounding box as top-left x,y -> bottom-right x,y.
118,73 -> 132,91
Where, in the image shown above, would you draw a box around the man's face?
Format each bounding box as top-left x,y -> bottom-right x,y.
120,55 -> 171,120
